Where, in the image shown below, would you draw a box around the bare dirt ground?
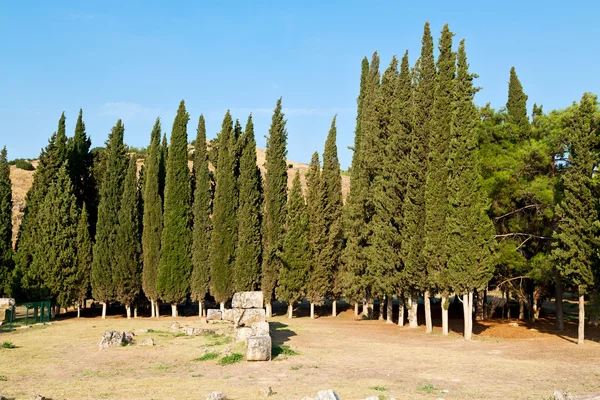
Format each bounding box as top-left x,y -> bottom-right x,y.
1,302 -> 599,400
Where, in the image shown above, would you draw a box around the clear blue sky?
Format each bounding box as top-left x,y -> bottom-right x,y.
1,1 -> 598,169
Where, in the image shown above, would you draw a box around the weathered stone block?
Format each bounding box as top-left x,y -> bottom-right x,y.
246,335 -> 272,361
232,291 -> 264,309
206,392 -> 227,400
251,321 -> 270,336
235,327 -> 253,342
206,309 -> 222,321
222,309 -> 234,322
99,330 -> 134,350
139,338 -> 154,346
314,390 -> 341,400
170,321 -> 180,331
233,308 -> 265,327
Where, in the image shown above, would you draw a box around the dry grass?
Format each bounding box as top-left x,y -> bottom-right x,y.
1,305 -> 600,399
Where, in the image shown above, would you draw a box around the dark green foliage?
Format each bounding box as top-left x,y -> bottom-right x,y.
12,159 -> 34,171
218,353 -> 243,365
158,101 -> 192,304
262,98 -> 288,305
209,111 -> 237,303
159,133 -> 168,201
506,67 -> 530,138
306,152 -> 326,304
67,109 -> 94,212
142,119 -> 163,304
0,147 -> 13,296
191,115 -> 212,302
277,171 -> 309,305
551,93 -> 600,290
31,164 -> 80,306
75,203 -> 92,305
402,22 -> 436,293
423,25 -> 455,294
235,114 -> 263,291
92,120 -> 128,304
446,40 -> 496,293
114,156 -> 141,307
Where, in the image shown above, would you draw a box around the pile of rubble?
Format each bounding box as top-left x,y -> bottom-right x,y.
98,330 -> 135,349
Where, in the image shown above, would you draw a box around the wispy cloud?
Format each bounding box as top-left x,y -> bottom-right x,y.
68,12 -> 95,21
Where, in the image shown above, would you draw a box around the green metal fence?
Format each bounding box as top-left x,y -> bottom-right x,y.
5,301 -> 52,329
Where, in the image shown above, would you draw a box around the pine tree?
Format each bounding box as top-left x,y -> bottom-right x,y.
551,93 -> 600,345
277,171 -> 309,318
209,111 -> 237,307
446,40 -> 496,341
0,147 -> 13,296
31,164 -> 80,308
235,114 -> 263,291
262,98 -> 288,317
423,24 -> 455,334
191,115 -> 212,316
142,118 -> 163,317
402,22 -> 435,327
158,101 -> 192,317
74,203 -> 92,317
506,66 -> 529,138
92,120 -> 128,318
114,156 -> 141,318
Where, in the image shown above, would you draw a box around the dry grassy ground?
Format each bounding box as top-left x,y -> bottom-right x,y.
1,303 -> 599,400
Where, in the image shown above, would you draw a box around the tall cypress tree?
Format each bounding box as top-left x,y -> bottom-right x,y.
402,22 -> 435,327
262,98 -> 288,317
506,66 -> 529,138
235,114 -> 263,291
114,156 -> 141,318
67,109 -> 94,213
277,170 -> 309,318
159,133 -> 168,201
423,24 -> 455,334
210,111 -> 237,307
74,203 -> 92,317
142,118 -> 163,317
191,115 -> 212,316
0,147 -> 13,296
158,101 -> 192,317
446,40 -> 496,341
92,120 -> 127,318
551,93 -> 600,345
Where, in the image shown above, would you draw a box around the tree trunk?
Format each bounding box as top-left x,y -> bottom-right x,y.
310,303 -> 315,319
220,302 -> 225,312
265,302 -> 272,318
378,297 -> 384,321
288,304 -> 293,319
198,301 -> 203,318
332,300 -> 337,317
101,302 -> 107,319
476,290 -> 484,321
386,296 -> 393,324
126,304 -> 131,319
506,290 -> 511,319
155,301 -> 160,318
424,291 -> 432,333
362,299 -> 369,318
150,299 -> 155,318
578,287 -> 585,345
441,294 -> 449,336
171,304 -> 178,318
519,299 -> 525,320
398,296 -> 404,327
77,303 -> 81,319
354,302 -> 359,317
134,305 -> 138,318
483,289 -> 488,320
463,292 -> 473,341
408,295 -> 418,328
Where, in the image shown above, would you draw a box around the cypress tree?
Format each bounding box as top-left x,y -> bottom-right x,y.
506,66 -> 529,138
74,203 -> 92,317
262,98 -> 288,317
402,22 -> 435,327
114,156 -> 141,319
191,115 -> 212,316
92,120 -> 128,318
142,118 -> 163,318
31,164 -> 80,309
0,147 -> 13,296
320,117 -> 344,316
551,93 -> 600,345
446,40 -> 496,341
235,114 -> 263,291
158,101 -> 192,317
209,111 -> 237,307
159,133 -> 168,201
305,152 -> 325,318
423,24 -> 455,334
277,170 -> 309,318
67,109 -> 94,213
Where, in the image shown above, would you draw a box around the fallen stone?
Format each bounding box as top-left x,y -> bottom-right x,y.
553,392 -> 572,400
259,387 -> 273,397
222,309 -> 234,322
233,308 -> 266,327
170,322 -> 180,331
232,291 -> 264,309
30,392 -> 46,400
206,392 -> 227,400
99,330 -> 134,349
246,335 -> 272,361
251,321 -> 270,336
236,327 -> 253,342
207,309 -> 223,321
508,322 -> 519,327
222,346 -> 233,356
314,390 -> 340,400
139,338 -> 154,346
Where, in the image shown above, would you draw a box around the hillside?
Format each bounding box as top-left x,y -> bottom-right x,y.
10,149 -> 349,246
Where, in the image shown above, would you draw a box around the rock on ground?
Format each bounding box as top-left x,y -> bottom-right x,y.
206,392 -> 227,400
207,309 -> 223,321
99,330 -> 134,350
259,387 -> 273,397
30,393 -> 46,400
232,291 -> 264,309
314,390 -> 341,400
139,338 -> 154,346
233,308 -> 266,327
170,322 -> 180,331
246,335 -> 272,361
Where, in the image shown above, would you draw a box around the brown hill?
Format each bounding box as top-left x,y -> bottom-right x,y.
9,150 -> 349,246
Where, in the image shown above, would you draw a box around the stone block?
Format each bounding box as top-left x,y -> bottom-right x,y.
232,291 -> 264,309
233,308 -> 265,327
206,309 -> 222,321
235,327 -> 253,342
314,390 -> 341,400
251,321 -> 270,336
222,309 -> 234,322
246,335 -> 272,361
206,392 -> 227,400
99,330 -> 134,350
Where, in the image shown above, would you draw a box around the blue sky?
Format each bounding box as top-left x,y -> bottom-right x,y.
1,1 -> 598,169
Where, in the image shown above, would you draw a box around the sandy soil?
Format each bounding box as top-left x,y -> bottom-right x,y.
1,303 -> 599,400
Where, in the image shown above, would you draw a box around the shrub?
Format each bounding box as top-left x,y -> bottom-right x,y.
1,341 -> 17,349
272,344 -> 299,358
192,352 -> 219,361
218,353 -> 243,366
11,159 -> 35,171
